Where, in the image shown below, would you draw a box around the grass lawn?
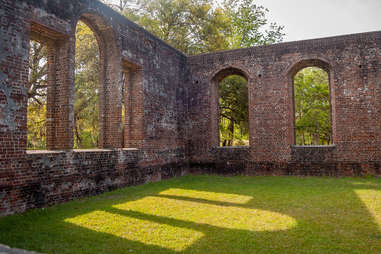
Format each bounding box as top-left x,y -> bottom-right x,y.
0,175 -> 380,254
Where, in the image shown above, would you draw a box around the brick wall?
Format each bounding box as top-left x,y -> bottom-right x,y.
1,0 -> 381,216
186,32 -> 381,176
0,0 -> 187,216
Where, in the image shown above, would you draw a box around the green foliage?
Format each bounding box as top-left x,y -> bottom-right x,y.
219,75 -> 249,146
222,0 -> 284,48
74,21 -> 100,149
1,176 -> 381,254
27,103 -> 46,150
27,41 -> 47,150
108,0 -> 284,55
120,0 -> 228,54
294,67 -> 331,145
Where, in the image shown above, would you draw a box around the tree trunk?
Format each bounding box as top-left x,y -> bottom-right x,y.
228,120 -> 234,146
74,117 -> 81,148
315,120 -> 319,145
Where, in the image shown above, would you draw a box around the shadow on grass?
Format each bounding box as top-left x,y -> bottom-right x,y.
0,176 -> 380,254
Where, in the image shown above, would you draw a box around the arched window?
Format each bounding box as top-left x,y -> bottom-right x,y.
219,75 -> 249,146
211,68 -> 250,147
73,13 -> 123,149
73,20 -> 100,149
293,66 -> 332,145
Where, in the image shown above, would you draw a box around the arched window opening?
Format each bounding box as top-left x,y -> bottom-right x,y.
294,67 -> 331,145
27,40 -> 48,150
218,75 -> 249,147
74,21 -> 100,149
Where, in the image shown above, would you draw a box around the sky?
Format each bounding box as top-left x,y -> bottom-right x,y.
254,0 -> 381,42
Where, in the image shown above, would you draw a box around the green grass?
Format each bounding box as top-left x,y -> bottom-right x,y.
1,175 -> 381,254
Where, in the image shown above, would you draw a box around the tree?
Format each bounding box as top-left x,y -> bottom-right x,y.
219,75 -> 249,146
103,0 -> 284,55
105,0 -> 132,12
27,41 -> 48,149
121,0 -> 229,54
294,67 -> 331,145
222,0 -> 284,48
73,21 -> 100,149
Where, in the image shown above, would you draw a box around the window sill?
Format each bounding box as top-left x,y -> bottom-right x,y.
291,145 -> 336,148
26,148 -> 139,155
26,150 -> 65,155
216,146 -> 250,149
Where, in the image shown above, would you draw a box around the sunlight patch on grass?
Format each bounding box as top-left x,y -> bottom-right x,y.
351,182 -> 381,187
64,210 -> 204,252
355,189 -> 381,229
159,188 -> 252,204
114,196 -> 297,232
3,176 -> 380,254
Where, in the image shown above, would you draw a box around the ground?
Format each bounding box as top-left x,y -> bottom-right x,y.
0,175 -> 380,254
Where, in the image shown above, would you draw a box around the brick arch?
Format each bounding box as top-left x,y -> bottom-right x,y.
286,58 -> 331,78
74,12 -> 122,148
286,58 -> 335,146
210,67 -> 251,147
210,66 -> 252,83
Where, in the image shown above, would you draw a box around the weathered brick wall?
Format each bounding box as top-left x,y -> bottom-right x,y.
0,149 -> 185,215
186,32 -> 381,175
1,0 -> 381,216
0,0 -> 187,216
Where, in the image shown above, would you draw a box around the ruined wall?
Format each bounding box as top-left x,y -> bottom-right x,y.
0,0 -> 187,216
187,31 -> 381,176
1,0 -> 381,216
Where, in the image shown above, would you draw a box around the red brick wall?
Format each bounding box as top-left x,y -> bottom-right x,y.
0,0 -> 187,216
1,0 -> 381,216
187,32 -> 381,173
